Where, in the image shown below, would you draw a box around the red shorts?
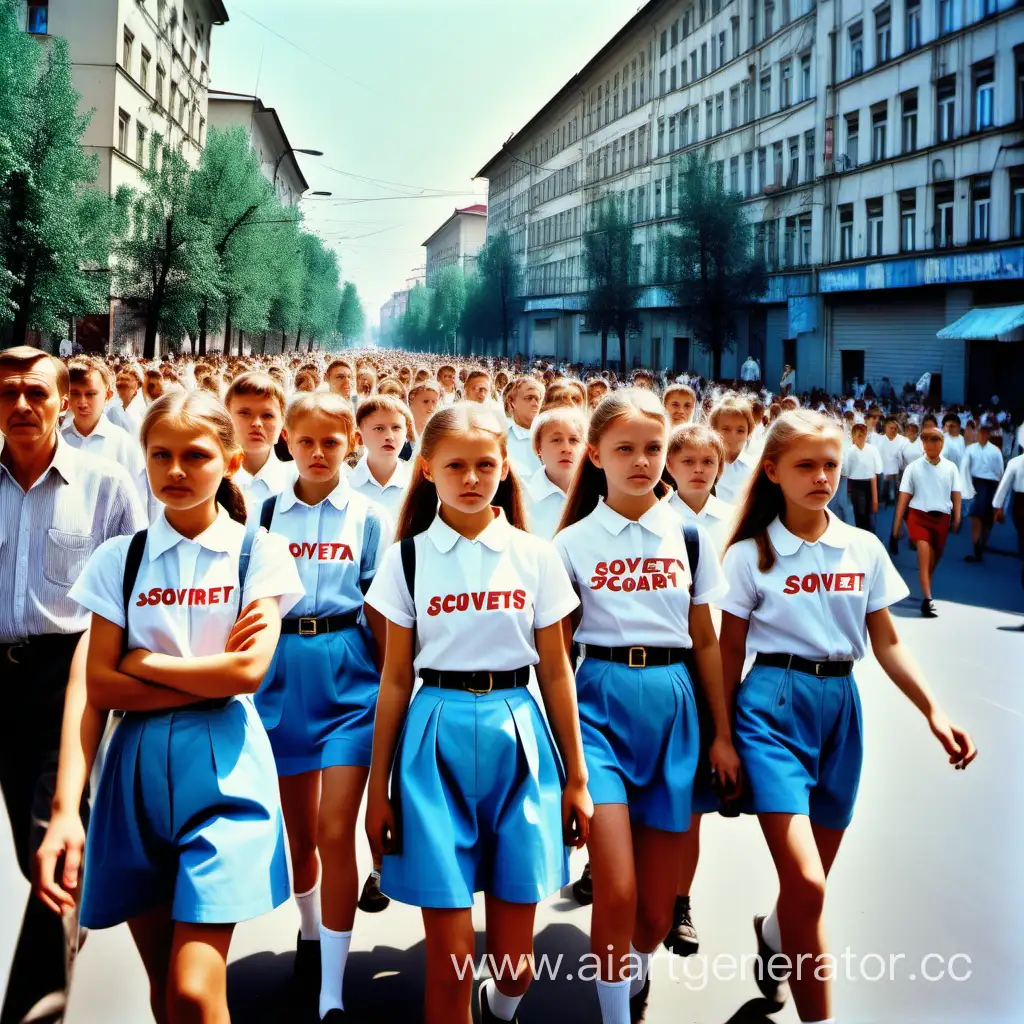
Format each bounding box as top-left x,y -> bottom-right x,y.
906,508 -> 951,554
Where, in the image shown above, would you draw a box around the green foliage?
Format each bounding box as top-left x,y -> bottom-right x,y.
581,196 -> 642,370
399,283 -> 435,351
296,232 -> 340,352
462,231 -> 519,357
335,280 -> 365,346
430,265 -> 466,353
662,151 -> 766,378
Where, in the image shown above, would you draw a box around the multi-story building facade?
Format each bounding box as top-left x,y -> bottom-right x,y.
380,288 -> 410,344
208,90 -> 309,206
476,0 -> 1024,403
422,204 -> 489,287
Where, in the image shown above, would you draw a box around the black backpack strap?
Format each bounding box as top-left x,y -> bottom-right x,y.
239,497 -> 276,597
682,522 -> 700,597
259,496 -> 276,532
122,530 -> 149,628
400,536 -> 416,601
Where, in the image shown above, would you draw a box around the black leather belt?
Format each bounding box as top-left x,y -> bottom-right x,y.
281,611 -> 360,636
420,667 -> 529,694
755,653 -> 854,677
122,697 -> 232,719
584,644 -> 693,669
1,631 -> 83,665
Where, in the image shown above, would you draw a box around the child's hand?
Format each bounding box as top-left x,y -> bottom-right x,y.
226,602 -> 268,653
119,647 -> 151,675
561,780 -> 594,849
928,711 -> 978,770
33,810 -> 86,915
365,790 -> 398,860
889,535 -> 899,555
994,508 -> 1005,524
709,736 -> 742,796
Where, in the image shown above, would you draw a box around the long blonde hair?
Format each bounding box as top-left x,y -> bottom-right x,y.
726,410 -> 843,571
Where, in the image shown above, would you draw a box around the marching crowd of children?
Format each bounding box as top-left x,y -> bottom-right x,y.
1,344 -> 1005,1024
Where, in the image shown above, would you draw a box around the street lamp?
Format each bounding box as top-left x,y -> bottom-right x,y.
302,190 -> 332,197
273,147 -> 323,188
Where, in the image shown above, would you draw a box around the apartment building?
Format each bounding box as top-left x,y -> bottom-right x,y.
476,0 -> 1024,403
422,204 -> 489,287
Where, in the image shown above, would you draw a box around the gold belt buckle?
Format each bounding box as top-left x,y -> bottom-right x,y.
298,617 -> 317,636
628,646 -> 647,669
466,672 -> 493,695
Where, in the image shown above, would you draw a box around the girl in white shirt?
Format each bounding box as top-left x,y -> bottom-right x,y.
554,390 -> 739,1024
364,403 -> 591,1024
710,396 -> 758,505
68,391 -> 302,1023
503,376 -> 545,479
349,395 -> 414,518
408,379 -> 441,443
663,383 -> 697,428
719,410 -> 976,1024
524,408 -> 587,540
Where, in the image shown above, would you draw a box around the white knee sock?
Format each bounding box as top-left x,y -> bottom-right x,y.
628,944 -> 652,998
595,978 -> 631,1024
295,881 -> 321,941
481,978 -> 523,1021
318,926 -> 352,1018
762,904 -> 782,952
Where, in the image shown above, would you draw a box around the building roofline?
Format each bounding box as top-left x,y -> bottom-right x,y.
211,2 -> 230,25
473,0 -> 661,179
420,206 -> 488,248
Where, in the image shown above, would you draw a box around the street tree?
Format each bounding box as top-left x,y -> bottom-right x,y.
581,196 -> 642,370
335,280 -> 365,347
400,283 -> 434,352
296,232 -> 341,353
0,5 -> 120,345
462,231 -> 519,357
430,265 -> 466,354
113,134 -> 219,358
662,152 -> 766,379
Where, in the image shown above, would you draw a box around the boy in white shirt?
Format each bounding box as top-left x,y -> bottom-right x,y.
961,424 -> 1004,562
891,427 -> 961,617
941,414 -> 966,473
843,422 -> 883,531
875,417 -> 907,507
106,364 -> 146,436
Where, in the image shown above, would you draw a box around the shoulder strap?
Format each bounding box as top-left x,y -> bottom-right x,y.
682,522 -> 700,597
122,529 -> 149,626
400,536 -> 416,600
259,496 -> 276,532
240,497 -> 276,596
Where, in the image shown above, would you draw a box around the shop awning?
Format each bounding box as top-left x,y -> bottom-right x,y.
937,304 -> 1024,340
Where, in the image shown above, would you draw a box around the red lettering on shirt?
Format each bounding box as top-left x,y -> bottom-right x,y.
783,573 -> 864,596
425,590 -> 530,616
287,541 -> 354,561
135,586 -> 235,607
588,557 -> 687,592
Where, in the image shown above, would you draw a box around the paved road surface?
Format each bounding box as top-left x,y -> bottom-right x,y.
2,510 -> 1022,1023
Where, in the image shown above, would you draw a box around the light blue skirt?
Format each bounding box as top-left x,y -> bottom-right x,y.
381,685 -> 569,909
80,697 -> 290,929
576,657 -> 700,832
256,626 -> 379,775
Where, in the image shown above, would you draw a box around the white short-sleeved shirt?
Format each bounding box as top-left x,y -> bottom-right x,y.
720,511 -> 909,662
554,498 -> 726,648
899,457 -> 961,514
716,451 -> 757,505
525,467 -> 568,540
962,441 -> 1004,482
69,507 -> 303,657
992,453 -> 1024,508
900,439 -> 925,471
843,442 -> 883,481
235,450 -> 295,515
105,393 -> 145,437
941,432 -> 966,471
506,422 -> 542,481
666,491 -> 736,559
61,416 -> 146,500
365,509 -> 578,674
346,451 -> 412,519
264,476 -> 393,619
874,433 -> 906,475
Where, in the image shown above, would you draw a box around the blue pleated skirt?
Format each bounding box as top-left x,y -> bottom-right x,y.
576,657 -> 700,832
380,685 -> 569,909
80,697 -> 290,929
256,626 -> 379,775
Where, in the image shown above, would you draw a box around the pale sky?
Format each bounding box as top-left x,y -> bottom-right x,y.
212,0 -> 641,327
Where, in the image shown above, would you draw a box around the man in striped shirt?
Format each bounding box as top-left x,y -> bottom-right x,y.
0,346 -> 144,1024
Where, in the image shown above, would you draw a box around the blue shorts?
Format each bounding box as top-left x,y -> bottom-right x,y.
81,698 -> 289,929
734,664 -> 864,830
256,626 -> 379,775
576,657 -> 699,833
381,685 -> 569,909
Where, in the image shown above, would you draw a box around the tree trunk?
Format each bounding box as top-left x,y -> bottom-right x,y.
600,329 -> 608,370
307,337 -> 314,354
198,304 -> 208,356
143,315 -> 158,360
712,345 -> 723,382
295,327 -> 302,354
617,327 -> 627,373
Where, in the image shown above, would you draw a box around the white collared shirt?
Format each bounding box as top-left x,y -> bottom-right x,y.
525,466 -> 568,540
720,511 -> 909,662
666,491 -> 736,558
365,509 -> 578,674
61,414 -> 146,498
554,498 -> 726,648
941,432 -> 966,471
506,422 -> 542,480
346,452 -> 412,519
105,392 -> 145,437
716,451 -> 757,505
992,453 -> 1024,508
69,507 -> 303,656
900,438 -> 925,471
264,475 -> 393,618
962,441 -> 1004,483
899,457 -> 961,514
235,450 -> 295,516
874,433 -> 907,475
842,442 -> 883,481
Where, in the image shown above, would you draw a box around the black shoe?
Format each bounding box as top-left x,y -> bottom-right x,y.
752,914 -> 789,1007
629,975 -> 651,1022
358,871 -> 390,913
478,983 -> 519,1024
292,930 -> 320,997
921,599 -> 937,618
321,1011 -> 347,1023
571,861 -> 593,906
662,895 -> 699,956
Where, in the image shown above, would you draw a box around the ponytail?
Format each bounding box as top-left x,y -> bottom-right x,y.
217,477 -> 248,525
395,470 -> 439,541
494,469 -> 528,531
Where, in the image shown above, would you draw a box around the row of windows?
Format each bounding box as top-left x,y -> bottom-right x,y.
755,214 -> 814,269
530,162 -> 582,209
586,127 -> 649,182
117,106 -> 203,167
586,47 -> 649,134
529,207 -> 583,249
526,255 -> 585,298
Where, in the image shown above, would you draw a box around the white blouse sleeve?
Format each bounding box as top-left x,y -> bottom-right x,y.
718,542 -> 759,620
690,523 -> 728,606
243,530 -> 305,617
865,535 -> 911,613
534,541 -> 580,629
68,536 -> 132,628
363,542 -> 416,628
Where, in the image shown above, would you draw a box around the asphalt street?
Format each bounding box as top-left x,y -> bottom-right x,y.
2,509 -> 1021,1024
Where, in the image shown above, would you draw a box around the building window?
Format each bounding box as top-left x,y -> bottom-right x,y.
1011,168 -> 1024,238
122,27 -> 134,72
867,198 -> 884,256
136,123 -> 147,166
26,1 -> 48,34
764,0 -> 775,36
657,117 -> 665,155
871,103 -> 887,161
758,146 -> 767,190
660,69 -> 667,96
140,49 -> 151,93
849,22 -> 863,77
800,53 -> 812,101
906,0 -> 921,49
743,78 -> 753,122
155,65 -> 165,107
671,20 -> 679,48
670,65 -> 678,92
705,98 -> 713,139
773,141 -> 784,185
839,204 -> 854,260
730,155 -> 740,193
655,180 -> 663,219
666,175 -> 674,216
732,17 -> 740,58
874,5 -> 891,65
845,111 -> 860,168
691,107 -> 699,142
1017,46 -> 1024,122
766,218 -> 778,269
938,0 -> 953,35
937,76 -> 956,142
980,0 -> 996,15
899,190 -> 916,252
178,92 -> 186,124
744,151 -> 753,195
799,215 -> 812,265
701,42 -> 707,77
117,109 -> 131,154
669,115 -> 677,151
973,60 -> 994,131
760,72 -> 772,116
784,217 -> 797,267
660,29 -> 668,56
718,31 -> 726,68
902,90 -> 918,152
971,175 -> 991,241
934,183 -> 954,248
170,82 -> 178,122
715,93 -> 724,135
804,129 -> 815,180
690,50 -> 698,82
788,137 -> 799,185
730,86 -> 740,127
780,60 -> 793,108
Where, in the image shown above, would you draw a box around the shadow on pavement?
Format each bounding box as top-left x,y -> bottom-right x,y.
227,920 -> 593,1023
722,996 -> 787,1023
